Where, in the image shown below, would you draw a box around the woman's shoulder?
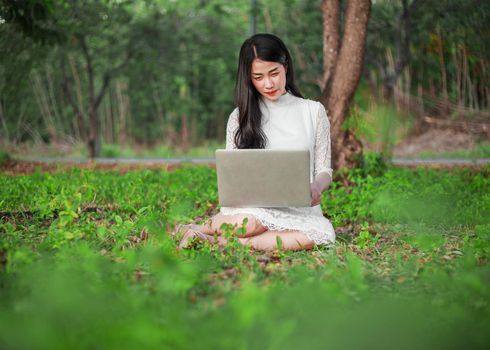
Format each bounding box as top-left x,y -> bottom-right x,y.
292,95 -> 325,116
226,107 -> 239,122
226,107 -> 239,129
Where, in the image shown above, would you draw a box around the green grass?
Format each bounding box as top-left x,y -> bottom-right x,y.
417,141 -> 490,159
1,161 -> 489,349
8,142 -> 223,160
100,141 -> 223,159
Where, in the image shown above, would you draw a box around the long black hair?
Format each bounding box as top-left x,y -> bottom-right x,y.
234,33 -> 303,149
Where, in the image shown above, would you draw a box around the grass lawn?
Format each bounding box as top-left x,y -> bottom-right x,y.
1,158 -> 489,349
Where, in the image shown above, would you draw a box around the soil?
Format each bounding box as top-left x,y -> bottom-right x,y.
392,129 -> 480,158
0,160 -> 215,176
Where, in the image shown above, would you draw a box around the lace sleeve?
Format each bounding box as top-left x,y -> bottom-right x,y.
314,103 -> 333,179
225,108 -> 239,150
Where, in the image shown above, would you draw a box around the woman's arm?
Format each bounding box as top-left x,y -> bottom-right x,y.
311,172 -> 332,206
311,103 -> 333,206
225,108 -> 239,150
314,172 -> 332,192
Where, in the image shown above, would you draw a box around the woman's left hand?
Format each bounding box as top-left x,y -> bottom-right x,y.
310,182 -> 322,206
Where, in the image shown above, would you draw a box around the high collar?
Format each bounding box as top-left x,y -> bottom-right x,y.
260,91 -> 295,108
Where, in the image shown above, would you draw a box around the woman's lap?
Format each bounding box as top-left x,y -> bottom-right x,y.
239,230 -> 315,251
211,213 -> 267,237
213,212 -> 315,245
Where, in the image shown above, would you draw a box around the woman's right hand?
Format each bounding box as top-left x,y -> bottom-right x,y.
310,182 -> 322,206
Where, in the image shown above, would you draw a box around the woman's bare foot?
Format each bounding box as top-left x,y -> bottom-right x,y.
177,229 -> 214,250
171,224 -> 196,239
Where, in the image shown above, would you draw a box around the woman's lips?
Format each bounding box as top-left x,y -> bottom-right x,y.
265,90 -> 277,96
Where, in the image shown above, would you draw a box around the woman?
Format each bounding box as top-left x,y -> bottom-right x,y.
174,33 -> 335,251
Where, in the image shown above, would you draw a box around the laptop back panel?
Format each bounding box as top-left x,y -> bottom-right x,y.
216,149 -> 311,207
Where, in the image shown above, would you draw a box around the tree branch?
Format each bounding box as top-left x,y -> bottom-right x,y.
94,48 -> 133,109
60,50 -> 85,139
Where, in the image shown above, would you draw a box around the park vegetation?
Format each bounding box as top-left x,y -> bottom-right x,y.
1,158 -> 489,348
0,0 -> 488,160
1,1 -> 489,348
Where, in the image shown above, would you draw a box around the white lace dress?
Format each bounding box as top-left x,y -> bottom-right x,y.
220,92 -> 335,245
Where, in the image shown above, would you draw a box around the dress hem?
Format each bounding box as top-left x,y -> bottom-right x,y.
220,207 -> 335,246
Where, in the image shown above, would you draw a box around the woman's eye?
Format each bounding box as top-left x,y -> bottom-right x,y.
271,73 -> 279,77
254,77 -> 262,81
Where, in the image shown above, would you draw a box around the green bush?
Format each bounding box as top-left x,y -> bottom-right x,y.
0,150 -> 9,165
100,144 -> 135,158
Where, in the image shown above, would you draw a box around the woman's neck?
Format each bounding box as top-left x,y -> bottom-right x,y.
261,91 -> 294,108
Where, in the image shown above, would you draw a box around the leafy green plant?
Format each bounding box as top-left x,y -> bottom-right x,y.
355,222 -> 379,250
0,164 -> 489,349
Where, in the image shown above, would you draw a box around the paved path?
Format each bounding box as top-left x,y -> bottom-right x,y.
17,156 -> 215,164
391,158 -> 490,166
17,156 -> 490,167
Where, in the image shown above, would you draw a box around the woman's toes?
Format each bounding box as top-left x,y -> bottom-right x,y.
171,224 -> 193,239
177,230 -> 197,249
177,230 -> 212,250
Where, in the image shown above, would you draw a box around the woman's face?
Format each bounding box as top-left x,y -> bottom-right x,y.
250,59 -> 287,101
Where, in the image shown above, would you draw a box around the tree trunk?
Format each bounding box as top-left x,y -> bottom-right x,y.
321,0 -> 340,90
80,36 -> 99,158
321,0 -> 371,170
79,35 -> 112,158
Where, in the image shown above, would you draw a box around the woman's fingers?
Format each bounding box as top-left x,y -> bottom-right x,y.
311,195 -> 320,206
310,189 -> 322,206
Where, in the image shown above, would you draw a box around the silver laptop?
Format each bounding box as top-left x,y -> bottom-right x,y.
216,149 -> 311,207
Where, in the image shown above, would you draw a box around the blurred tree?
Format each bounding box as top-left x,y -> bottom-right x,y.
366,0 -> 489,112
0,0 -> 135,157
1,0 -> 486,158
56,0 -> 134,157
0,0 -> 61,144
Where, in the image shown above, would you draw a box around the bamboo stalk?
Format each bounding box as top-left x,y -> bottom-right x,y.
45,63 -> 63,136
436,32 -> 448,108
104,91 -> 112,144
417,84 -> 424,118
14,105 -> 26,145
151,81 -> 166,146
109,84 -> 116,144
462,46 -> 472,109
471,61 -> 479,111
454,45 -> 462,107
115,80 -> 127,145
404,66 -> 410,108
151,81 -> 165,128
0,98 -> 9,143
68,54 -> 87,133
32,72 -> 57,141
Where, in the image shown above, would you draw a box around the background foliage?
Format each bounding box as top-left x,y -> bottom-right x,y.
1,0 -> 488,154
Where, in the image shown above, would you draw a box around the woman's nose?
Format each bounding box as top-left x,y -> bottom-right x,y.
264,77 -> 274,89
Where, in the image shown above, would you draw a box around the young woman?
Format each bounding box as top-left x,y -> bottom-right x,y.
173,33 -> 335,251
